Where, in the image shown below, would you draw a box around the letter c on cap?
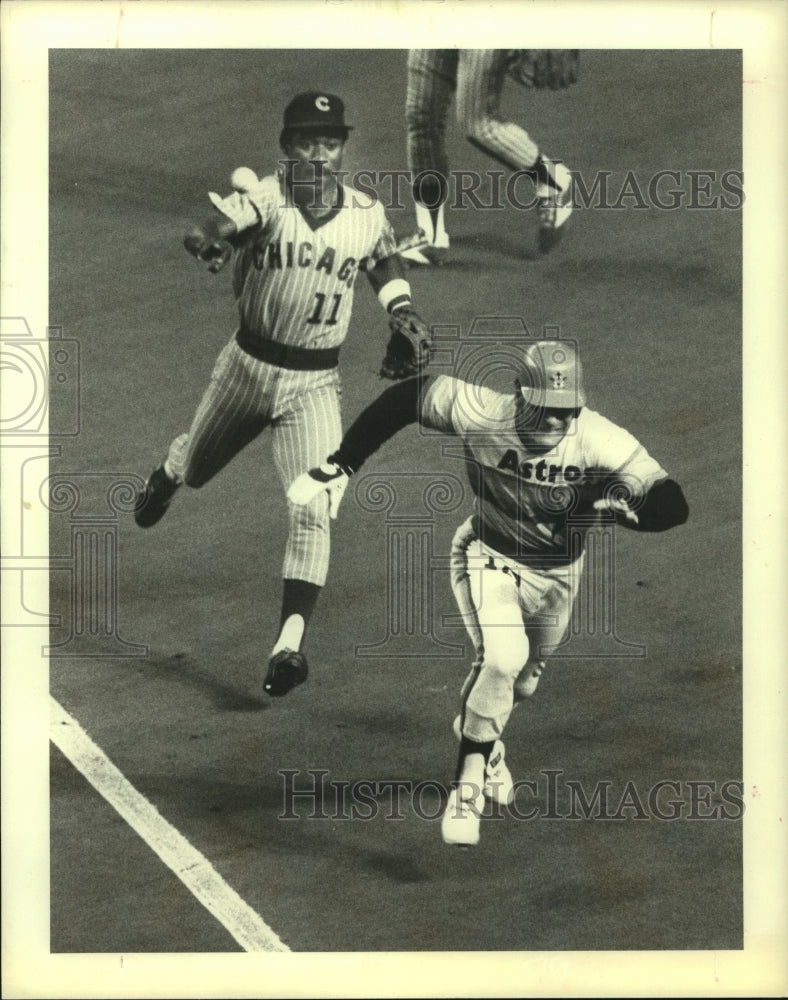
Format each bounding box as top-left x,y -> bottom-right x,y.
315,95 -> 330,111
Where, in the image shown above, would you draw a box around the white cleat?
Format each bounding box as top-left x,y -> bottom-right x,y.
451,716 -> 514,806
536,161 -> 573,254
441,785 -> 484,846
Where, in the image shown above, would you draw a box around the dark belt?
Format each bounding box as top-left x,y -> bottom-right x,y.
472,514 -> 580,569
236,327 -> 340,371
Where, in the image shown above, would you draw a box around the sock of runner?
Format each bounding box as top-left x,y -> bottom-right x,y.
454,736 -> 496,791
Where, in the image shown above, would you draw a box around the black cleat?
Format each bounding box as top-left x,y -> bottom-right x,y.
134,464 -> 180,528
264,648 -> 309,697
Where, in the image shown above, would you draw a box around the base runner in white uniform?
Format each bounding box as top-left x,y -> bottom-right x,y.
134,92 -> 430,698
401,49 -> 578,263
288,340 -> 689,845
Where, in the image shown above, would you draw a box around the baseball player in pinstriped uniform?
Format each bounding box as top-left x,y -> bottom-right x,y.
134,92 -> 431,698
401,49 -> 577,264
288,340 -> 689,845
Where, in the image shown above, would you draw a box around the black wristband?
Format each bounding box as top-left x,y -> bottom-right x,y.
326,454 -> 355,477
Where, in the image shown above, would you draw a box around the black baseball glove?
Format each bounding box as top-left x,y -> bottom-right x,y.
379,306 -> 432,380
184,226 -> 235,274
508,50 -> 580,90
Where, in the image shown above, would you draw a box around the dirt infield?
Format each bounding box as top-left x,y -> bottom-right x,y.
47,48 -> 742,953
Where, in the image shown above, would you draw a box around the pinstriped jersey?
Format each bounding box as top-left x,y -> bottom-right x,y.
212,174 -> 397,349
422,376 -> 668,561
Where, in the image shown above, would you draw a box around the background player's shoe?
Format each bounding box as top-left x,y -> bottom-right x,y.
264,648 -> 309,697
399,232 -> 450,266
451,716 -> 514,805
536,161 -> 573,253
441,784 -> 484,846
134,463 -> 180,528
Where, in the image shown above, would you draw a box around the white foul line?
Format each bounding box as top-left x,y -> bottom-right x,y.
49,696 -> 289,953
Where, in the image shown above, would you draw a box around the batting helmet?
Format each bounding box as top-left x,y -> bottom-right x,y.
517,340 -> 586,409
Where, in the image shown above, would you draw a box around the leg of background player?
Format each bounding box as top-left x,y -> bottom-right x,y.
455,49 -> 573,252
456,49 -> 541,172
403,49 -> 457,262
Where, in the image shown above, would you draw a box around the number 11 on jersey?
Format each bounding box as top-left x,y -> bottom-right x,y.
307,291 -> 342,325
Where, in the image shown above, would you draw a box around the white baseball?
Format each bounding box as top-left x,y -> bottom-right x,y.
230,167 -> 258,193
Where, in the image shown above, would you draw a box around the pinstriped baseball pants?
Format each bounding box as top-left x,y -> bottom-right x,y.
406,49 -> 540,180
167,335 -> 342,586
